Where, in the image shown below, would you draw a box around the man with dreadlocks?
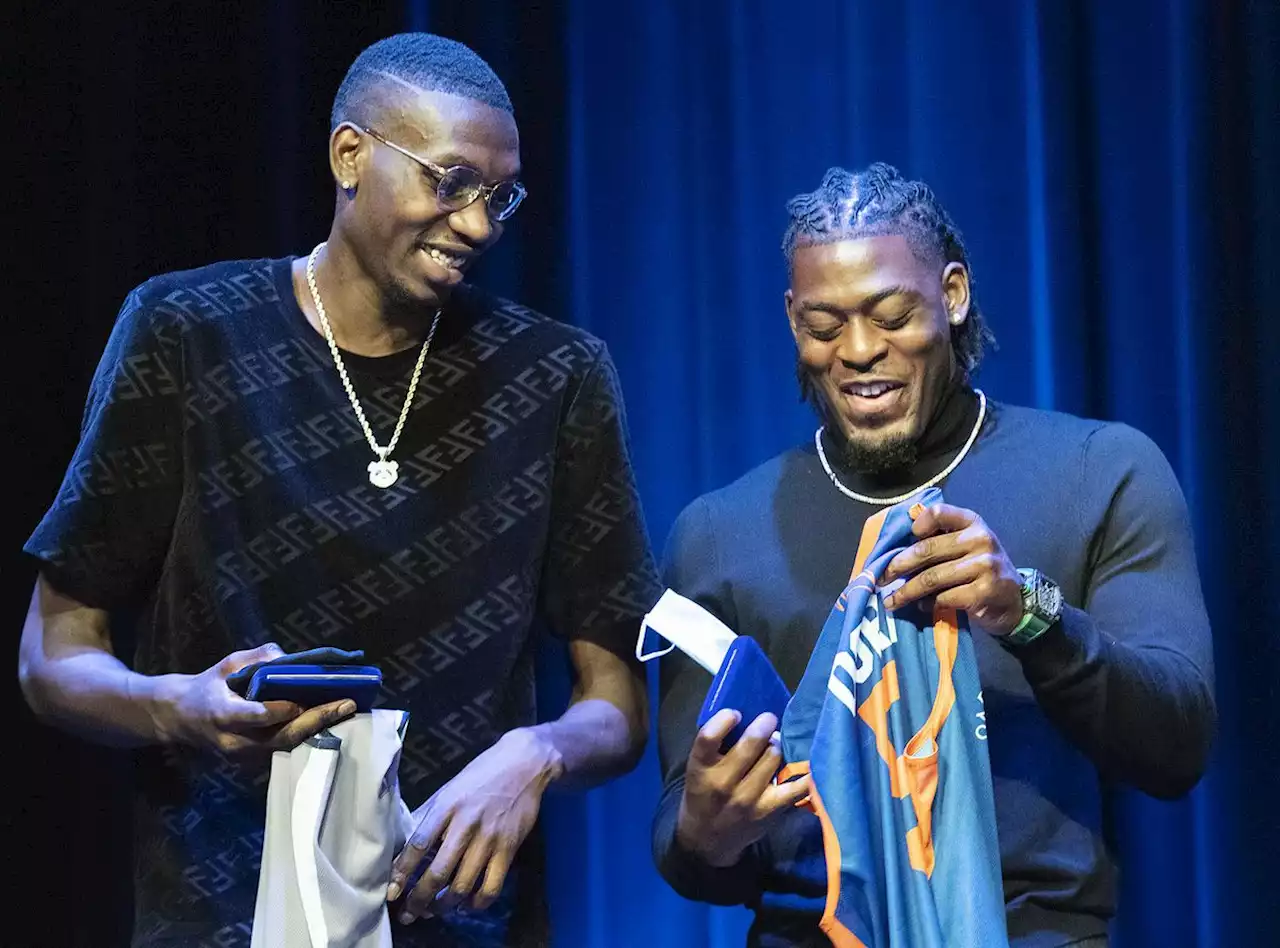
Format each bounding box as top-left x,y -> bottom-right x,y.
20,33 -> 659,947
651,163 -> 1214,947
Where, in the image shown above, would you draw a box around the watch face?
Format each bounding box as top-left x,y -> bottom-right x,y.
1036,580 -> 1063,616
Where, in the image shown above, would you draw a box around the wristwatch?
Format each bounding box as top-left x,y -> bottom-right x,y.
1003,568 -> 1063,646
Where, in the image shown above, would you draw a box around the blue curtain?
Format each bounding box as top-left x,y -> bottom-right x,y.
8,2 -> 1275,945
547,2 -> 1279,947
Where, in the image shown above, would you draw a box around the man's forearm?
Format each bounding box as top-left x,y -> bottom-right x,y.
1016,605 -> 1216,798
523,696 -> 645,791
21,651 -> 175,749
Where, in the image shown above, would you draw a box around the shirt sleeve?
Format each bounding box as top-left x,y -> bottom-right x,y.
651,496 -> 764,905
537,343 -> 662,653
1011,422 -> 1216,799
24,283 -> 185,610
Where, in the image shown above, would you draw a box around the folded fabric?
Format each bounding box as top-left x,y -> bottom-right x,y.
696,634 -> 791,748
780,488 -> 1009,948
637,589 -> 737,675
251,710 -> 415,948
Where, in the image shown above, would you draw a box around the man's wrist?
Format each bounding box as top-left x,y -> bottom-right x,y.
1001,568 -> 1063,647
675,827 -> 743,868
141,673 -> 188,746
504,726 -> 567,788
674,803 -> 746,868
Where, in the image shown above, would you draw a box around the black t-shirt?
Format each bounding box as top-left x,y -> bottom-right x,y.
25,257 -> 661,948
653,389 -> 1215,948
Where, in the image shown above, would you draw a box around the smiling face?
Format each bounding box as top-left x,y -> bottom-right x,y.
330,84 -> 521,310
786,234 -> 971,471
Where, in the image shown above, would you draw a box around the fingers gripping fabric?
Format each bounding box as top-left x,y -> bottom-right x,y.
780,488 -> 1009,948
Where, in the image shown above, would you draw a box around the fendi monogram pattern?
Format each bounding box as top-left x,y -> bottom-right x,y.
26,258 -> 661,947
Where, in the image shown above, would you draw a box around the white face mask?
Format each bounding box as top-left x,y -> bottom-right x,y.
635,588 -> 738,676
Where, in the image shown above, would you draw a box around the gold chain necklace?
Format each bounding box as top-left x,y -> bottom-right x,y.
305,243 -> 440,488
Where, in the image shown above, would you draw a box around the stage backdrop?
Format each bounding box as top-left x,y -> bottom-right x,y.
7,1 -> 1276,946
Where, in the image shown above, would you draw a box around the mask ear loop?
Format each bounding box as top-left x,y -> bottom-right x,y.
635,616 -> 676,664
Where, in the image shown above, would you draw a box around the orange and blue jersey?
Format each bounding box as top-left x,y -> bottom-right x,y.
780,488 -> 1009,948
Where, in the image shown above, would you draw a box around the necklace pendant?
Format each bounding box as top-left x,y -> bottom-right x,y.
368,459 -> 399,489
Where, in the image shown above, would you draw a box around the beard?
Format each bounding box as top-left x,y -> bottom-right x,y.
798,360 -> 920,476
833,429 -> 919,475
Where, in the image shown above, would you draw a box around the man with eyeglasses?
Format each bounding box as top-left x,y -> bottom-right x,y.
19,33 -> 659,948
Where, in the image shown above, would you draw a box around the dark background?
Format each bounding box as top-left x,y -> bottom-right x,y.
7,1 -> 1277,946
